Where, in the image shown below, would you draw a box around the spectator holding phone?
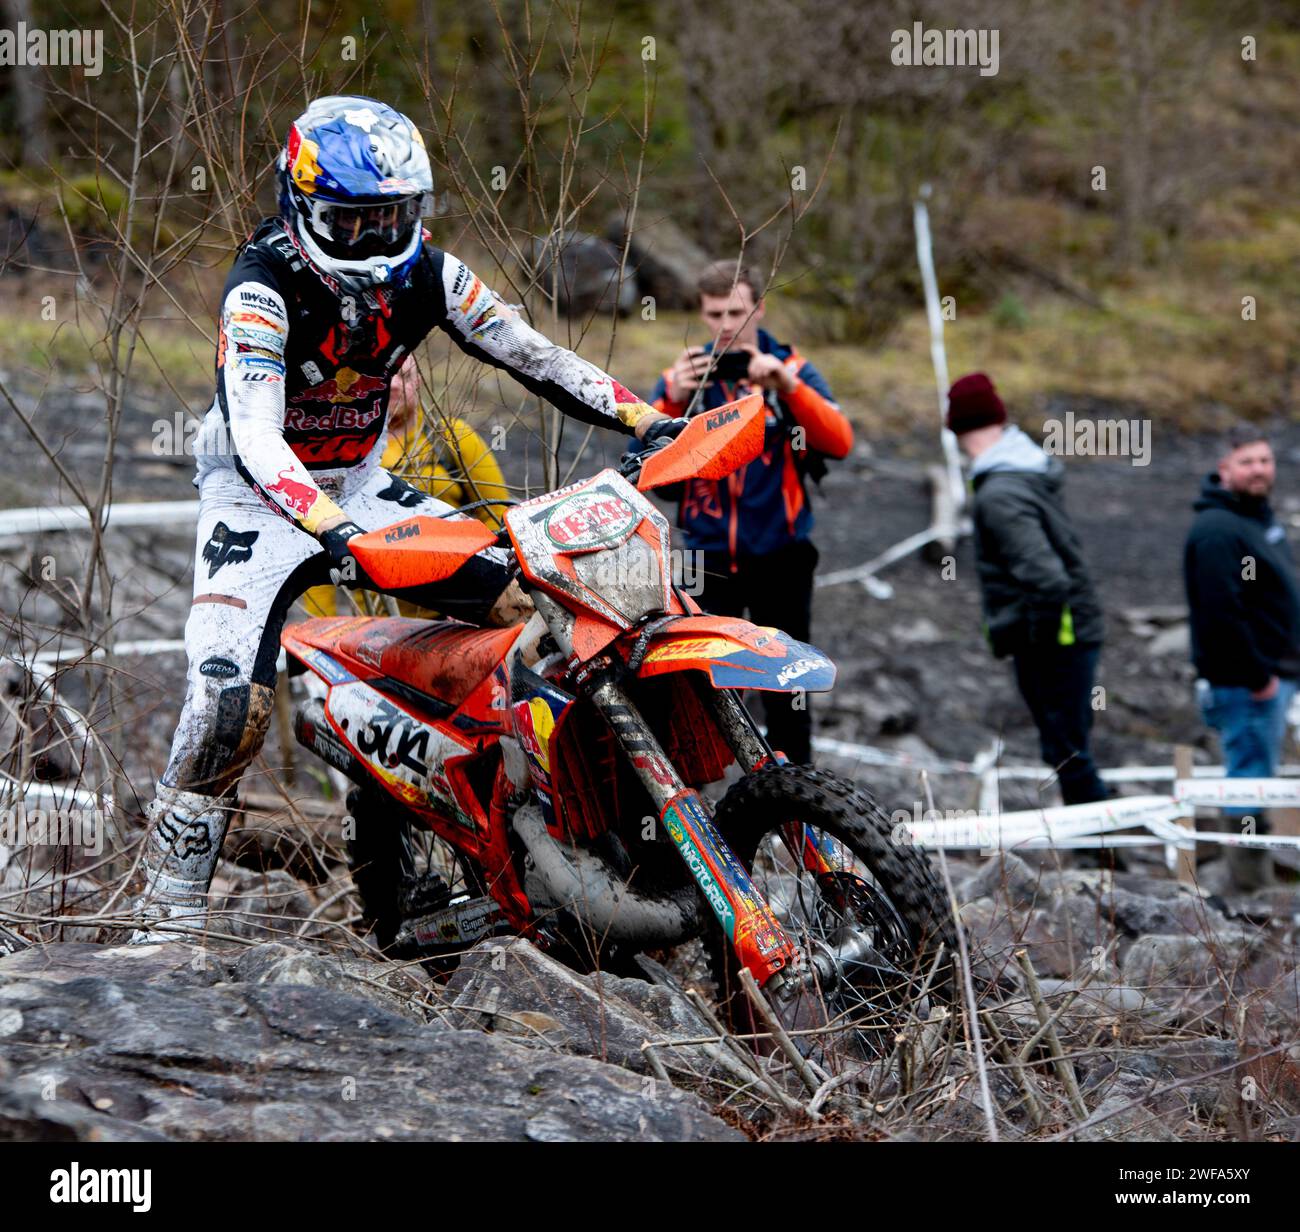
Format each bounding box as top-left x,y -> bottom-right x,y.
647,260 -> 853,763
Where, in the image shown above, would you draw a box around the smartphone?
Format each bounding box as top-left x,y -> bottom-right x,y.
706,350 -> 752,384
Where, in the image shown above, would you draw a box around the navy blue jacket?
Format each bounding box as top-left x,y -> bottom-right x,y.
646,329 -> 851,558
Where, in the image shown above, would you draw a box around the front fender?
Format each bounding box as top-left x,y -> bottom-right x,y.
633,615 -> 836,693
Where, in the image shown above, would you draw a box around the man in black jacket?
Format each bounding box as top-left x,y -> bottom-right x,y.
947,374 -> 1107,805
1184,427 -> 1300,886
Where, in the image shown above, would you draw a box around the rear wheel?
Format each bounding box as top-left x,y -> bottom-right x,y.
703,764 -> 959,1071
345,786 -> 488,967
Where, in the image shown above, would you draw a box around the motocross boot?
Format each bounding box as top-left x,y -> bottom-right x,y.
129,784 -> 234,944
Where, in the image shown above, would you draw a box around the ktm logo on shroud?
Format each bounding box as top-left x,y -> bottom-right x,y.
705,408 -> 741,431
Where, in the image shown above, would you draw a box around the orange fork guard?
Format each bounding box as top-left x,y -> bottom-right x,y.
349,517 -> 498,590
638,394 -> 765,491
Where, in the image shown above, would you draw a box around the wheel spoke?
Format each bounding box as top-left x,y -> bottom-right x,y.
752,830 -> 924,1065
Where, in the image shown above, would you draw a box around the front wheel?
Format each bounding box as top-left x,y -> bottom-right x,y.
703,764 -> 959,1069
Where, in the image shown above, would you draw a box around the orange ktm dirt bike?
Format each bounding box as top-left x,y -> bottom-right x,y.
283,395 -> 958,1055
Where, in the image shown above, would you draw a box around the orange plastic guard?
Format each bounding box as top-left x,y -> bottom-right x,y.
637,394 -> 765,491
348,517 -> 497,589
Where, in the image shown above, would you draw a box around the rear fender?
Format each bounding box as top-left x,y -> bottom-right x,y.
634,616 -> 836,693
282,627 -> 358,687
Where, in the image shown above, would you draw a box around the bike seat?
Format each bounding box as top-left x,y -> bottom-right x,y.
293,616 -> 523,709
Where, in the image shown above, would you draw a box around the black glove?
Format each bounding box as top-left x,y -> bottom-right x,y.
639,415 -> 689,449
318,520 -> 376,589
621,416 -> 688,473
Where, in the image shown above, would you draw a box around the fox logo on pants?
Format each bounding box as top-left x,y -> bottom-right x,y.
376,476 -> 423,508
155,808 -> 217,859
201,522 -> 259,578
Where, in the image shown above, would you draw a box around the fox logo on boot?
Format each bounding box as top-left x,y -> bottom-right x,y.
201,522 -> 259,578
155,810 -> 216,860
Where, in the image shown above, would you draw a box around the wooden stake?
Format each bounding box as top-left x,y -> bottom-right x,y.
274,674 -> 296,788
1173,745 -> 1197,886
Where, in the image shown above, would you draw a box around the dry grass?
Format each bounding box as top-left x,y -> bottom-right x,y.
3,200 -> 1297,454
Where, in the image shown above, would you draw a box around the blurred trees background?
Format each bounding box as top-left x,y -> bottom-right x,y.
1,0 -> 1298,411
0,0 -> 1297,829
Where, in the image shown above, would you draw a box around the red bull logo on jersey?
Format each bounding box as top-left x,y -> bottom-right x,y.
283,403 -> 384,432
610,379 -> 641,405
290,367 -> 387,406
265,467 -> 318,517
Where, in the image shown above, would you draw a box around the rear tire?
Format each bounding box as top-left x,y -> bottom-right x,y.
345,786 -> 416,951
345,787 -> 479,967
703,764 -> 959,1067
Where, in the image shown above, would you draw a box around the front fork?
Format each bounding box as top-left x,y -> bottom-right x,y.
584,670 -> 798,989
705,684 -> 844,880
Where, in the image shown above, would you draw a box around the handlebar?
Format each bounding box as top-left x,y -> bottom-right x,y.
617,444 -> 650,481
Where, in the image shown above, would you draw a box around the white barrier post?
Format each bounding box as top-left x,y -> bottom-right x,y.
913,184 -> 966,544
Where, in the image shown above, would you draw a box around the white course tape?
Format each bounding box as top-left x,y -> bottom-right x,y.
812,735 -> 976,775
28,639 -> 187,667
900,792 -> 1300,852
815,527 -> 942,589
1145,817 -> 1300,851
0,780 -> 111,815
1173,778 -> 1300,808
815,734 -> 1300,786
899,796 -> 1183,850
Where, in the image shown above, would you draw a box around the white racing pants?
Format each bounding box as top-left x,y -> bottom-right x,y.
160,464 -> 509,795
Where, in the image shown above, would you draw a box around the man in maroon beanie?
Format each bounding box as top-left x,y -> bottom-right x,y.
947,373 -> 1107,806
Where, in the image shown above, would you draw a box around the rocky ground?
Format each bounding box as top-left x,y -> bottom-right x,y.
1,382 -> 1298,1140
0,852 -> 1295,1142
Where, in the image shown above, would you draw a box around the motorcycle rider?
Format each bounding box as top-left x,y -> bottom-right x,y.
131,95 -> 679,943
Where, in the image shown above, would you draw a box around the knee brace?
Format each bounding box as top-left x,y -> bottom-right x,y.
164,681 -> 275,798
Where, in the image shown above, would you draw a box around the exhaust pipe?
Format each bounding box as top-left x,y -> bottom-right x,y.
512,805 -> 703,946
293,699 -> 366,784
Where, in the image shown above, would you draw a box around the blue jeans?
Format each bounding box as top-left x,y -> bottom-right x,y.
1198,678 -> 1297,819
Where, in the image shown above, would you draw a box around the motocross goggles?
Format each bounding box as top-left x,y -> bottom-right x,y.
303,194 -> 427,261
